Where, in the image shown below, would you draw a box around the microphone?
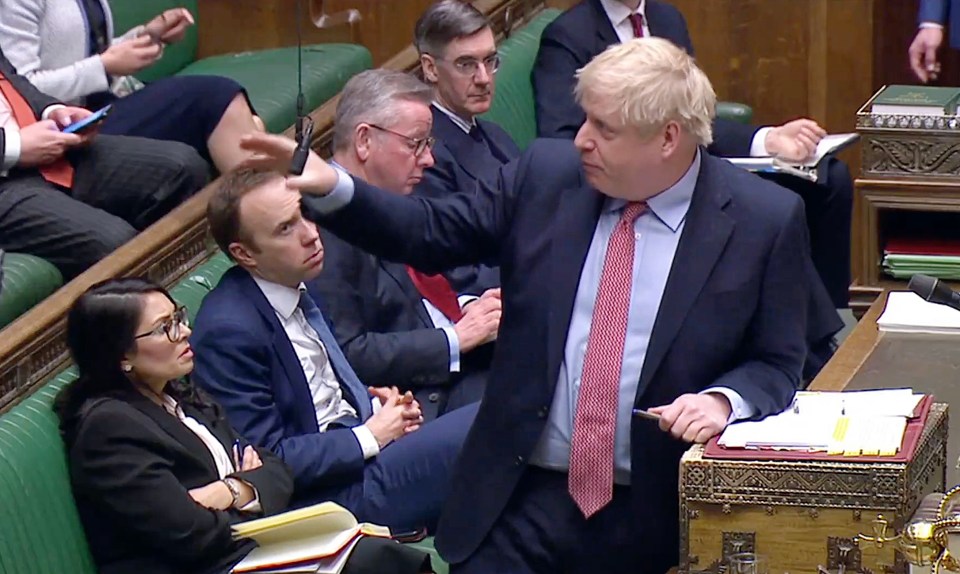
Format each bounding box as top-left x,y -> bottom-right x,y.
908,273 -> 960,312
289,0 -> 314,176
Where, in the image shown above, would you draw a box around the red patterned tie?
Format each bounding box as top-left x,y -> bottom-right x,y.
0,73 -> 74,187
406,267 -> 464,322
628,13 -> 646,38
568,202 -> 646,518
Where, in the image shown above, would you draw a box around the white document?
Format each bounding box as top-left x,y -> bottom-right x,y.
878,291 -> 960,334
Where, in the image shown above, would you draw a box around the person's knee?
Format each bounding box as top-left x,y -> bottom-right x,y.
160,142 -> 211,190
88,221 -> 138,256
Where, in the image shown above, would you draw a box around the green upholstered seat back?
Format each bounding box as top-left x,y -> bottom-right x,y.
108,0 -> 200,82
178,45 -> 373,134
0,253 -> 63,329
480,9 -> 561,150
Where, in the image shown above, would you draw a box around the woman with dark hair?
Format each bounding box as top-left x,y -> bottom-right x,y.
55,278 -> 432,574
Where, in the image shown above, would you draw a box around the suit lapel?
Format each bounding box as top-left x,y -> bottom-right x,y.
636,156 -> 734,400
432,108 -> 500,183
589,0 -> 621,51
381,260 -> 434,327
545,185 -> 605,385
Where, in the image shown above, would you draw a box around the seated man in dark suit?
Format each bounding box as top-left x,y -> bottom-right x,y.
190,168 -> 478,531
533,0 -> 854,310
0,45 -> 208,279
309,69 -> 499,422
238,37 -> 814,573
413,0 -> 518,293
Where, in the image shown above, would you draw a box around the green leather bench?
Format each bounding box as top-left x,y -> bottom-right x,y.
0,252 -> 63,330
108,0 -> 373,133
482,9 -> 753,150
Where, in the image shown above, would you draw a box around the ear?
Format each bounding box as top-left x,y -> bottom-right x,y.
420,54 -> 439,84
229,241 -> 257,269
355,124 -> 372,162
661,121 -> 682,157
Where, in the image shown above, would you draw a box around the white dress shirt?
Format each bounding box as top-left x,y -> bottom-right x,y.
598,0 -> 773,157
252,276 -> 381,459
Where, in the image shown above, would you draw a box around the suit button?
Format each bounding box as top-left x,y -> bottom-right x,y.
515,455 -> 525,466
428,392 -> 440,403
538,406 -> 549,419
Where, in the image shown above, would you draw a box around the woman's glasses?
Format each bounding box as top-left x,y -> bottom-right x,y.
134,307 -> 189,342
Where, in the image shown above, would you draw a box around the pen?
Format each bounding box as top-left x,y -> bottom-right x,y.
632,408 -> 661,422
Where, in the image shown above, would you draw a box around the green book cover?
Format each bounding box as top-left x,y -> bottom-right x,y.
873,85 -> 960,112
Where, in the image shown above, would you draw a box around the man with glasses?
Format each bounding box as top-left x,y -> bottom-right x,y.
309,69 -> 499,422
413,0 -> 518,294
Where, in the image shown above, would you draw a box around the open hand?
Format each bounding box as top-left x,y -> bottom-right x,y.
238,132 -> 340,196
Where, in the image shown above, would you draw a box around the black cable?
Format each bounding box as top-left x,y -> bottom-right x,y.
289,0 -> 312,175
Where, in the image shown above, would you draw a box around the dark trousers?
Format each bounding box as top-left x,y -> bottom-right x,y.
0,135 -> 209,279
310,402 -> 479,532
760,156 -> 853,308
450,467 -> 675,574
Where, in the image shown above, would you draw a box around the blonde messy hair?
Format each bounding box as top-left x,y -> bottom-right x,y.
574,37 -> 715,146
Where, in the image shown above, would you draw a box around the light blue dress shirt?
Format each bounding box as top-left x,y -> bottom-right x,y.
527,150 -> 753,485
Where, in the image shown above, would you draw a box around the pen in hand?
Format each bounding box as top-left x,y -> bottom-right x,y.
632,408 -> 661,422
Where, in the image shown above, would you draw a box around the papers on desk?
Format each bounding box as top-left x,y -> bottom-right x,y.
723,132 -> 859,181
877,291 -> 960,335
717,389 -> 924,456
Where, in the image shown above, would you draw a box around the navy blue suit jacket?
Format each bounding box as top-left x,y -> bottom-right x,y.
920,0 -> 960,48
305,139 -> 807,564
415,107 -> 519,294
532,0 -> 759,156
191,266 -> 371,495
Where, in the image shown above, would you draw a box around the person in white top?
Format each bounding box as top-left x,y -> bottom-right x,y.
191,167 -> 479,532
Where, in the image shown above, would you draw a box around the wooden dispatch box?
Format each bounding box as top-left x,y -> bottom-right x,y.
679,403 -> 948,574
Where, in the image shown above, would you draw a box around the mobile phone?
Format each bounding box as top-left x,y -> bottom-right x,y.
62,105 -> 112,134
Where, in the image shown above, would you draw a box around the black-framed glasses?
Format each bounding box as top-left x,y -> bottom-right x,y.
436,53 -> 500,77
134,306 -> 189,342
367,124 -> 435,157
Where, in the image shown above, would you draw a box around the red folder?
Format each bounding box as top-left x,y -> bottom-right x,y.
885,238 -> 960,256
702,394 -> 934,463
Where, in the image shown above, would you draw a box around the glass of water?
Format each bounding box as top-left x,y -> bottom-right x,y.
728,553 -> 769,574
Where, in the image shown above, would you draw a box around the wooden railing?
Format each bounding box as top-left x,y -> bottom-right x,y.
0,0 -> 548,413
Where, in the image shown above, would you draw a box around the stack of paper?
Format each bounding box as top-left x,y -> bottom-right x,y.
231,502 -> 390,574
724,133 -> 859,181
717,389 -> 923,456
877,291 -> 960,335
883,238 -> 960,280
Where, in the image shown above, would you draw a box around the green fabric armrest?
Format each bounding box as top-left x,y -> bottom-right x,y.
0,253 -> 63,329
716,101 -> 753,125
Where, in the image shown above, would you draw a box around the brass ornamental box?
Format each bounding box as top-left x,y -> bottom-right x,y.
679,404 -> 948,574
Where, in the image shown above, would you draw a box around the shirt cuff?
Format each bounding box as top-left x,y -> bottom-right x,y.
2,129 -> 20,171
40,104 -> 65,121
352,424 -> 381,460
237,480 -> 262,513
702,387 -> 755,424
920,22 -> 945,29
441,325 -> 461,373
749,126 -> 775,157
306,164 -> 355,214
458,295 -> 479,309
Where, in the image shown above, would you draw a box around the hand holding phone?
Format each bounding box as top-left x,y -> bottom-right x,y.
62,105 -> 112,135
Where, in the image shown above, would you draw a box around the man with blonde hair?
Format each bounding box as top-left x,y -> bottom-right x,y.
239,37 -> 812,573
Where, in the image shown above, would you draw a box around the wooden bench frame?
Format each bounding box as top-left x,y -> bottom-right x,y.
0,0 -> 549,413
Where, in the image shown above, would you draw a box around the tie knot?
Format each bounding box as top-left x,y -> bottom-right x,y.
620,202 -> 646,225
628,12 -> 645,37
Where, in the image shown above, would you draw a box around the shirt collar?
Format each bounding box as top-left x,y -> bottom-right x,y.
252,275 -> 306,321
599,0 -> 647,27
603,148 -> 700,233
432,101 -> 475,134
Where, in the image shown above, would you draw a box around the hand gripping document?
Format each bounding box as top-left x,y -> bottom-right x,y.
231,502 -> 390,574
724,133 -> 860,182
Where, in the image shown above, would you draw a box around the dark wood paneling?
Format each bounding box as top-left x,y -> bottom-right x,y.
873,0 -> 960,90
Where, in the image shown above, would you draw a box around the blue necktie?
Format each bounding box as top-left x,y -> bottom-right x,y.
297,291 -> 373,421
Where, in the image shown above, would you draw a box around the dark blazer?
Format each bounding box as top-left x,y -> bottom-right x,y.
920,0 -> 960,48
532,0 -> 759,156
191,266 -> 372,495
67,388 -> 293,574
0,46 -> 60,158
305,138 -> 807,564
415,106 -> 519,294
309,228 -> 492,421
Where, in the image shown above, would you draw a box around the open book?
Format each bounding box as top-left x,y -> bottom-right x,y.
231,502 -> 390,574
724,132 -> 859,181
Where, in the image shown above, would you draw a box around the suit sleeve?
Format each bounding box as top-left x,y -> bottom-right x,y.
0,1 -> 110,101
708,118 -> 762,158
532,23 -> 587,139
191,319 -> 367,492
709,198 -> 808,417
70,404 -> 240,566
304,154 -> 521,276
310,237 -> 452,389
918,0 -> 949,24
0,47 -> 60,116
